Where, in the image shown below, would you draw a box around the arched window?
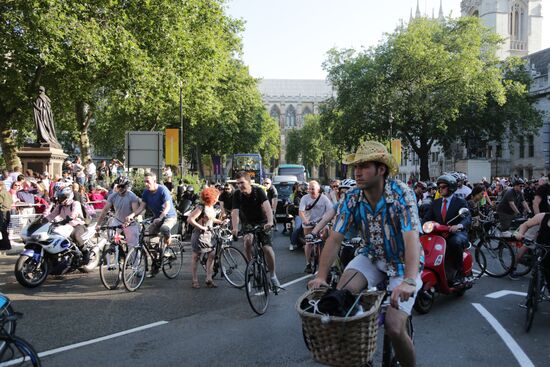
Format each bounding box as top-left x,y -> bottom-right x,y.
285,105 -> 296,127
509,2 -> 526,49
300,106 -> 312,126
270,105 -> 280,120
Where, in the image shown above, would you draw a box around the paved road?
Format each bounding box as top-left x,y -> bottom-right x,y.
1,229 -> 550,366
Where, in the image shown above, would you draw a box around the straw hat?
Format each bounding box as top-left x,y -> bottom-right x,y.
342,141 -> 399,176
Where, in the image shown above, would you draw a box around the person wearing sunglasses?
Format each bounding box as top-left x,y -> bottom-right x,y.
496,178 -> 531,231
423,174 -> 471,286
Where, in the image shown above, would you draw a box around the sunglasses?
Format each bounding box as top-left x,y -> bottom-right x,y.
438,185 -> 448,189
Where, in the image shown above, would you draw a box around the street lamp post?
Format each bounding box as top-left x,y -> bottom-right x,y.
179,85 -> 185,178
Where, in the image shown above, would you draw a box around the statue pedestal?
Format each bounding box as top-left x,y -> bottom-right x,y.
17,146 -> 68,178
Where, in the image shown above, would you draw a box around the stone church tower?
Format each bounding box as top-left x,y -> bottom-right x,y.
461,0 -> 543,59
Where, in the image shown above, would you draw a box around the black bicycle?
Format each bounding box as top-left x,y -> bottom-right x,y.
244,225 -> 281,315
0,294 -> 41,366
471,215 -> 515,277
122,218 -> 184,292
305,232 -> 324,275
523,239 -> 550,332
199,224 -> 247,288
97,224 -> 128,290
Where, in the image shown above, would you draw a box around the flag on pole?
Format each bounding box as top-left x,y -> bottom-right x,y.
165,129 -> 179,166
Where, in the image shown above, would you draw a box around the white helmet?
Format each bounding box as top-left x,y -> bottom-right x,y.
339,179 -> 357,189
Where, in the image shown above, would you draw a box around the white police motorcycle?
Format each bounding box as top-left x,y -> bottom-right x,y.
14,217 -> 105,288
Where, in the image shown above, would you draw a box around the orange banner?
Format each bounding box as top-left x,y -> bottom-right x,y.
165,129 -> 179,166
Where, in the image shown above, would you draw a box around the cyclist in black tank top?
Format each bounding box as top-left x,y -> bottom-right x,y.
516,212 -> 550,282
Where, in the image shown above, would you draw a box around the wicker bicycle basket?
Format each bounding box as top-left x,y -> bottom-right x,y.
296,289 -> 385,367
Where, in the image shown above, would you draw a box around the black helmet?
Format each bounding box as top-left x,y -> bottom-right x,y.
55,186 -> 74,204
436,174 -> 457,193
114,176 -> 130,188
512,178 -> 525,186
427,182 -> 437,190
186,186 -> 194,193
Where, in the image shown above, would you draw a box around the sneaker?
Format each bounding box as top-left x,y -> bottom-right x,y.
289,244 -> 295,251
270,276 -> 281,288
304,264 -> 313,274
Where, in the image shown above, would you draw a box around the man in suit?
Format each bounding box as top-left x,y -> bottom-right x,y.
423,174 -> 471,286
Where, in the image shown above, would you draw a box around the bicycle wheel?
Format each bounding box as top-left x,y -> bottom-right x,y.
0,304 -> 16,354
473,246 -> 487,277
99,246 -> 122,290
245,259 -> 269,315
122,247 -> 147,292
311,244 -> 319,274
525,267 -> 543,332
0,335 -> 41,366
479,240 -> 514,277
220,246 -> 247,288
513,247 -> 534,277
162,242 -> 184,279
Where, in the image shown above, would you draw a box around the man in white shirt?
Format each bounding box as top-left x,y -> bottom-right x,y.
86,159 -> 97,187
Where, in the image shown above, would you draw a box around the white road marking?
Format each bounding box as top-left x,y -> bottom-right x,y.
0,321 -> 168,366
486,290 -> 528,299
472,303 -> 534,367
280,274 -> 313,288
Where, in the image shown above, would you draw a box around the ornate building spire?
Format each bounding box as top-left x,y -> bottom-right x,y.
409,7 -> 413,22
438,0 -> 444,21
415,0 -> 421,18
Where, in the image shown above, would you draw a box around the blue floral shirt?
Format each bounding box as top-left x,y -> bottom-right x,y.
333,179 -> 423,277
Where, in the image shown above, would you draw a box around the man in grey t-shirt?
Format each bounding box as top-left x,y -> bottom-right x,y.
299,180 -> 333,273
96,177 -> 141,247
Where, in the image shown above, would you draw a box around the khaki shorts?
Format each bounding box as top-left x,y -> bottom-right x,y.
147,217 -> 177,237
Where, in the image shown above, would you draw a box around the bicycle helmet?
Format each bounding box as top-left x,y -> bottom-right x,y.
415,181 -> 427,190
512,178 -> 525,186
186,186 -> 194,193
436,174 -> 457,193
114,176 -> 130,188
55,186 -> 74,204
339,179 -> 357,189
427,182 -> 437,190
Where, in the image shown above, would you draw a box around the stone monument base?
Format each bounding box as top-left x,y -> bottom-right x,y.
17,146 -> 68,178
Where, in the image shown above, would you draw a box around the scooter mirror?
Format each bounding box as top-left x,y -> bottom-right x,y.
458,208 -> 470,217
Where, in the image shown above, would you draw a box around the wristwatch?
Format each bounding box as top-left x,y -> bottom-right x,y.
403,277 -> 416,287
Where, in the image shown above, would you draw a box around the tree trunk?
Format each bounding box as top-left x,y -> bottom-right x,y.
76,101 -> 93,163
419,148 -> 430,181
0,120 -> 21,170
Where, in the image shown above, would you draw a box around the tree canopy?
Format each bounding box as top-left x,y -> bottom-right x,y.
0,0 -> 279,170
321,16 -> 542,180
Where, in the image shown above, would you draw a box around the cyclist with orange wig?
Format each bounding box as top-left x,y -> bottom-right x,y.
188,187 -> 228,289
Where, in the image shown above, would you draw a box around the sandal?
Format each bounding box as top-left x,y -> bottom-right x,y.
192,281 -> 201,289
205,280 -> 217,288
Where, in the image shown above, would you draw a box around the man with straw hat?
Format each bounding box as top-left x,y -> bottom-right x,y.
309,141 -> 422,367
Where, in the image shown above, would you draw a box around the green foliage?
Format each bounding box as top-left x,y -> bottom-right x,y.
284,114 -> 337,179
321,17 -> 542,180
0,0 -> 278,171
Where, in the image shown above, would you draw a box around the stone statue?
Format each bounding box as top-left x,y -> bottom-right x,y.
33,86 -> 60,148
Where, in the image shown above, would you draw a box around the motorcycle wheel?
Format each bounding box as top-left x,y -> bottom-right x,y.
80,247 -> 101,273
15,256 -> 49,288
413,289 -> 434,314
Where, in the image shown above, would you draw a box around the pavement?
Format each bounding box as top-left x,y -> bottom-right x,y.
1,228 -> 550,366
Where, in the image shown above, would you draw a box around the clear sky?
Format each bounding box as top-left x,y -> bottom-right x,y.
226,0 -> 550,79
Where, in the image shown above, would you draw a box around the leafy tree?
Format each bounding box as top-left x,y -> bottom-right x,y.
322,17 -> 541,180
285,114 -> 337,181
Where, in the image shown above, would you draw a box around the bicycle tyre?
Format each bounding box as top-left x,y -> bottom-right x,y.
480,240 -> 514,277
525,267 -> 543,332
0,304 -> 16,354
162,242 -> 184,279
0,335 -> 41,366
99,246 -> 122,290
122,247 -> 147,292
473,246 -> 487,277
245,259 -> 269,315
513,247 -> 534,277
311,244 -> 319,275
220,246 -> 247,288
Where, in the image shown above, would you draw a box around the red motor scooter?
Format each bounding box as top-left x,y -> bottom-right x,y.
414,208 -> 476,314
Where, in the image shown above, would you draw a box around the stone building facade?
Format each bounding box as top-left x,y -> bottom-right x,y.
258,79 -> 333,164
